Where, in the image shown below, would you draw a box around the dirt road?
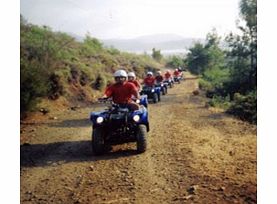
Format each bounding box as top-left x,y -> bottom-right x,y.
20,75 -> 257,203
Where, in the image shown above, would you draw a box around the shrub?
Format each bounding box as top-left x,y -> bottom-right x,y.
166,55 -> 184,68
48,73 -> 64,100
20,60 -> 50,112
93,74 -> 107,91
199,78 -> 213,91
208,95 -> 231,109
226,91 -> 257,123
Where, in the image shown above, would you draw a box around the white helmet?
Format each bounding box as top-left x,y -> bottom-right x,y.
128,72 -> 136,78
157,71 -> 162,75
147,71 -> 153,76
114,69 -> 127,78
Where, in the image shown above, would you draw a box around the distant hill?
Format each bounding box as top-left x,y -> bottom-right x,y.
68,33 -> 84,42
100,34 -> 204,55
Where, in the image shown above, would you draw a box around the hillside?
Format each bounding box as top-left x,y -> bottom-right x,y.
20,19 -> 163,117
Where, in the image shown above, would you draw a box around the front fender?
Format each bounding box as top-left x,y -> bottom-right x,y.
90,112 -> 107,126
139,95 -> 148,107
131,107 -> 149,131
155,87 -> 161,94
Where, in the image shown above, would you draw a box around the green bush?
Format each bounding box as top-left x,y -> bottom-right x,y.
226,91 -> 257,123
93,74 -> 107,91
20,60 -> 50,112
202,67 -> 230,89
199,78 -> 213,91
48,73 -> 64,100
106,47 -> 121,55
208,95 -> 231,109
199,67 -> 230,98
151,48 -> 163,62
166,55 -> 184,68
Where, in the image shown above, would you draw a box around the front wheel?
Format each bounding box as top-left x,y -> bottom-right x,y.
158,92 -> 161,102
92,127 -> 105,155
162,87 -> 166,95
153,93 -> 158,103
136,125 -> 147,153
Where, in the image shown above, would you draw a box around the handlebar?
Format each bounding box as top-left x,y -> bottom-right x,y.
97,97 -> 113,103
98,97 -> 140,104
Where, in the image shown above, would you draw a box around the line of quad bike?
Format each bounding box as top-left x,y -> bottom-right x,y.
89,75 -> 183,155
20,73 -> 256,204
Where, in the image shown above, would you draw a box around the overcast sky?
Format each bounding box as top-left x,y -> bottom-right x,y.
20,0 -> 241,39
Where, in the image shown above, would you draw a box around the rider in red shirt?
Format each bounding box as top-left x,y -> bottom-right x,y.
173,69 -> 180,77
155,71 -> 164,83
143,72 -> 155,87
127,72 -> 141,91
164,70 -> 172,80
102,69 -> 140,110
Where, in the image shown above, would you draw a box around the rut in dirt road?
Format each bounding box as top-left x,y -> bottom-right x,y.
20,75 -> 256,204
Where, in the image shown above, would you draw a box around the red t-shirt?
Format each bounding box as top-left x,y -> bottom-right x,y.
173,70 -> 179,77
104,82 -> 137,104
165,72 -> 171,79
155,75 -> 164,83
128,80 -> 141,90
144,77 -> 155,86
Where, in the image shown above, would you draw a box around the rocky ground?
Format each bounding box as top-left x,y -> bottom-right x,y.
20,74 -> 256,203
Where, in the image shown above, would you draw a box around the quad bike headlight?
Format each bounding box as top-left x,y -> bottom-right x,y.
133,115 -> 140,122
151,89 -> 155,93
96,116 -> 104,124
135,99 -> 140,104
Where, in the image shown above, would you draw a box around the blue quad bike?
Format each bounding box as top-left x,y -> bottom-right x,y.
90,98 -> 149,155
139,94 -> 149,108
155,82 -> 168,95
140,85 -> 161,103
164,78 -> 174,88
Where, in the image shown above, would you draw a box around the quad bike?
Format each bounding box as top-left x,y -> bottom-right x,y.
155,82 -> 168,95
173,76 -> 181,84
164,78 -> 174,88
140,85 -> 161,103
90,98 -> 149,155
137,94 -> 148,108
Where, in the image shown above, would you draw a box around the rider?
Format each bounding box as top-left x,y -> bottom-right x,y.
128,72 -> 141,91
178,67 -> 183,78
164,70 -> 172,80
102,69 -> 140,110
155,71 -> 164,84
173,68 -> 180,78
143,71 -> 155,87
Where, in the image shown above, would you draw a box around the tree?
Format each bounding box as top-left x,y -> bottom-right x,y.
225,0 -> 257,93
205,28 -> 221,49
166,55 -> 184,68
185,29 -> 225,75
240,0 -> 257,89
205,29 -> 225,70
222,0 -> 257,123
151,48 -> 162,62
185,43 -> 210,75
